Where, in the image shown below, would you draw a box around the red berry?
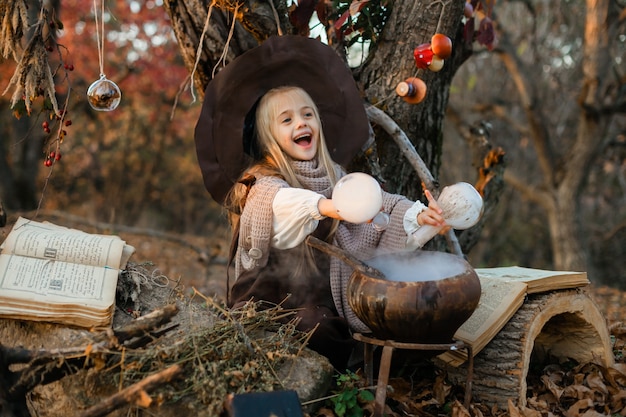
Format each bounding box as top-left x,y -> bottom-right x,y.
44,159 -> 53,167
42,121 -> 49,129
54,152 -> 61,161
49,151 -> 56,159
44,127 -> 51,134
413,43 -> 434,69
64,119 -> 72,126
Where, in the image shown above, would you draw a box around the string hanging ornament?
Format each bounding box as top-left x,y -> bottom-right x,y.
87,0 -> 121,111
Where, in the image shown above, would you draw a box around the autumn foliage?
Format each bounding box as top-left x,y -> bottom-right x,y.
0,0 -> 219,232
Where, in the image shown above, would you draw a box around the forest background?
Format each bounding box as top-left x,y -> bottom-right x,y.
0,0 -> 624,291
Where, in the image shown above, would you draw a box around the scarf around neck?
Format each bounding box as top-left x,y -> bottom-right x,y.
292,159 -> 336,198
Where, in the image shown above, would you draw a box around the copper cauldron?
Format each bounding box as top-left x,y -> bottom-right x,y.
307,236 -> 481,344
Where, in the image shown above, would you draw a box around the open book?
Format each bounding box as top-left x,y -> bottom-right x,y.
438,266 -> 589,366
0,217 -> 135,328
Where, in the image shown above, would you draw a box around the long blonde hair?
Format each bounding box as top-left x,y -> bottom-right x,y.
226,86 -> 339,225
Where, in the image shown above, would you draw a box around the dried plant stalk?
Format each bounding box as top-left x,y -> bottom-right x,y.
1,7 -> 59,116
0,0 -> 28,61
101,297 -> 310,416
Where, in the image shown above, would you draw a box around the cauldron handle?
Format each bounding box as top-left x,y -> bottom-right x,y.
305,236 -> 387,280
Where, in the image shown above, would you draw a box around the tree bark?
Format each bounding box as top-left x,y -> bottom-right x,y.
163,0 -> 288,96
357,1 -> 468,199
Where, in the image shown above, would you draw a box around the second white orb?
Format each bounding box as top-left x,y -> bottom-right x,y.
332,173 -> 383,223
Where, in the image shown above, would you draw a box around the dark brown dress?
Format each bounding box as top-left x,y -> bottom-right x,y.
228,221 -> 355,370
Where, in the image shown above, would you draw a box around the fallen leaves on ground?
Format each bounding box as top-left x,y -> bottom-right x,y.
309,286 -> 626,417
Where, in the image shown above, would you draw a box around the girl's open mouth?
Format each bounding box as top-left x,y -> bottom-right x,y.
294,134 -> 312,145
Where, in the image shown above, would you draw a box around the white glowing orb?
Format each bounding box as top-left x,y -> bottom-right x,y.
332,173 -> 383,223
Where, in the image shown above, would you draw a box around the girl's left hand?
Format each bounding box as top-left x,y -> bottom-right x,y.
417,190 -> 448,230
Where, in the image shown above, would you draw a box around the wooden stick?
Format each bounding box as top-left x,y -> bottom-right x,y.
365,104 -> 463,256
365,104 -> 437,192
76,364 -> 183,417
110,304 -> 179,343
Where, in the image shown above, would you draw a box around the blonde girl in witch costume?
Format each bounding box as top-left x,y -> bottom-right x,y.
194,36 -> 446,370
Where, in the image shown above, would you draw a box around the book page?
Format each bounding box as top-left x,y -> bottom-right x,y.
438,276 -> 526,366
1,217 -> 125,269
0,255 -> 118,308
474,266 -> 588,293
454,276 -> 526,347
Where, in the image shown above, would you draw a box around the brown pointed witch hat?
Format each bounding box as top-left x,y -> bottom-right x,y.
194,35 -> 370,205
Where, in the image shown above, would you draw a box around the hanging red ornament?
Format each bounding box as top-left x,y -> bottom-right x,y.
395,77 -> 427,104
413,43 -> 434,69
431,33 -> 453,59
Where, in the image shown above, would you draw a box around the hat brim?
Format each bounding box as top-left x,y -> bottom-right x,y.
194,35 -> 370,205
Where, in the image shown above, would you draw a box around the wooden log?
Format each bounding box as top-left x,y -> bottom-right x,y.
440,289 -> 613,409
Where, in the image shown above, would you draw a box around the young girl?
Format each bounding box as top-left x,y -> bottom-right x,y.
224,86 -> 446,369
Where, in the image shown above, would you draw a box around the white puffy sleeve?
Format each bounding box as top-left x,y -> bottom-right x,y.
404,200 -> 428,250
272,188 -> 325,249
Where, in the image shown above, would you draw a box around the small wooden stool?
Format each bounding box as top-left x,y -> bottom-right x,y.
353,333 -> 474,417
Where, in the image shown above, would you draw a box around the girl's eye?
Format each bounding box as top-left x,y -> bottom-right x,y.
281,117 -> 291,124
304,112 -> 313,118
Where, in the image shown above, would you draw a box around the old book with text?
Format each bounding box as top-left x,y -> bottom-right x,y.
0,217 -> 135,328
438,266 -> 589,366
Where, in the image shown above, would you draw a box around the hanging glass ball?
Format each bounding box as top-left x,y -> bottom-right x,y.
87,77 -> 121,111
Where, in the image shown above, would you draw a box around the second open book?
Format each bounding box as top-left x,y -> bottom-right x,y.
438,266 -> 589,366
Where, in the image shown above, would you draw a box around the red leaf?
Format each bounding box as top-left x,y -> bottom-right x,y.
316,0 -> 330,26
334,9 -> 351,32
349,0 -> 369,16
289,0 -> 319,36
463,16 -> 475,47
476,16 -> 497,50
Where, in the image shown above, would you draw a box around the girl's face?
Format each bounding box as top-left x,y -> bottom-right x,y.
269,91 -> 320,161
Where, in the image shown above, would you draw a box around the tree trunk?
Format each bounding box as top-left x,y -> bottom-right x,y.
163,0 -> 288,96
547,195 -> 586,272
164,0 -> 467,189
494,0 -> 616,273
356,1 -> 468,200
549,0 -> 612,272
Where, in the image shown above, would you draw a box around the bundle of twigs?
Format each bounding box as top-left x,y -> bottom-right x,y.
1,264 -> 311,417
101,295 -> 310,415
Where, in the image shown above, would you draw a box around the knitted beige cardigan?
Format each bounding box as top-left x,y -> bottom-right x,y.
235,160 -> 415,332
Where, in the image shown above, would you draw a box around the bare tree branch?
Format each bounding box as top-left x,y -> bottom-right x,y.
365,104 -> 465,256
503,170 -> 553,211
494,33 -> 556,187
365,104 -> 437,193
